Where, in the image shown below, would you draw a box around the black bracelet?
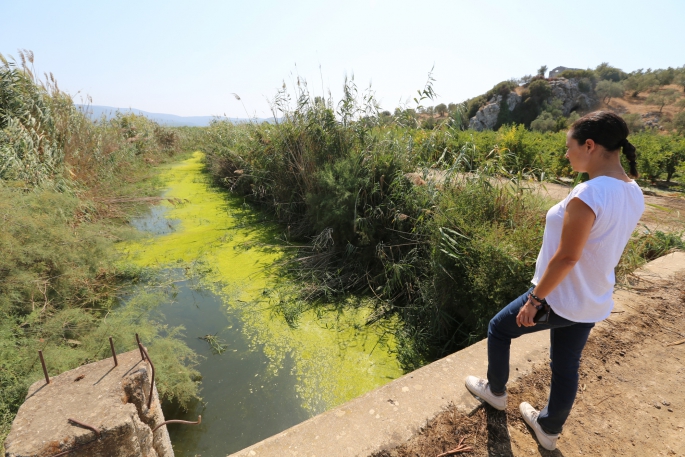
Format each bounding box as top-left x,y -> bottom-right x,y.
527,294 -> 543,311
530,291 -> 548,307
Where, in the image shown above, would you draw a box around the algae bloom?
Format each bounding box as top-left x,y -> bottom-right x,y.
121,151 -> 403,414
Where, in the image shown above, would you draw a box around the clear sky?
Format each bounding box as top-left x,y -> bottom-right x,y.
2,0 -> 684,118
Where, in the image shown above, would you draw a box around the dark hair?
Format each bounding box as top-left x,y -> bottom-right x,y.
570,111 -> 638,177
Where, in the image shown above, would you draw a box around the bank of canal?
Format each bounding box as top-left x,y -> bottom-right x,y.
120,152 -> 403,456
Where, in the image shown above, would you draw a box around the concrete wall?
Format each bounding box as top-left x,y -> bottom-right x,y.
4,349 -> 173,457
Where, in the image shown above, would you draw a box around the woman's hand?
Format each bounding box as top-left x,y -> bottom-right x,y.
516,298 -> 538,327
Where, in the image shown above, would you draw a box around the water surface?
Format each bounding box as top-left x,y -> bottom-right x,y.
121,152 -> 402,456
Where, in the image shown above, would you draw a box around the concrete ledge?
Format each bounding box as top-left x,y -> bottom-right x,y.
633,251 -> 685,282
229,252 -> 685,457
229,327 -> 550,457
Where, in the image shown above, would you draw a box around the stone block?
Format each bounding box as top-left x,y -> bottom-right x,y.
4,350 -> 173,457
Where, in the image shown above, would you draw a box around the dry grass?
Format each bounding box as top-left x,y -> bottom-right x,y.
607,84 -> 685,119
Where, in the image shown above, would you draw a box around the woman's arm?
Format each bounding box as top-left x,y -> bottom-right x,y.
517,197 -> 596,327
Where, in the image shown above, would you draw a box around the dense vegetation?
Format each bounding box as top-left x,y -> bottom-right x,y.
0,52 -> 199,444
197,74 -> 685,370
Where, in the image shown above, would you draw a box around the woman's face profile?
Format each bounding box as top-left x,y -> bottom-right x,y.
565,130 -> 590,173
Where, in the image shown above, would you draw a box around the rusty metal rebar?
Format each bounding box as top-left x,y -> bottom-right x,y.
138,344 -> 155,410
108,336 -> 118,367
38,350 -> 50,384
135,333 -> 145,360
152,415 -> 202,433
67,418 -> 101,438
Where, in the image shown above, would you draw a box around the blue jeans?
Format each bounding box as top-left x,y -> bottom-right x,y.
487,287 -> 594,434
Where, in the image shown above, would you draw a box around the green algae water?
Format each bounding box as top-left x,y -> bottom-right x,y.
121,152 -> 402,456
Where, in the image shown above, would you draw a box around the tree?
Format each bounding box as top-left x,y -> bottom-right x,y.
645,89 -> 679,113
435,103 -> 447,117
624,71 -> 660,97
519,74 -> 533,84
655,67 -> 676,86
595,80 -> 624,104
537,65 -> 548,78
674,68 -> 685,93
595,62 -> 625,82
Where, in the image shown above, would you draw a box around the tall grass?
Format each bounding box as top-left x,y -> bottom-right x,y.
195,78 -> 551,368
1,51 -> 181,196
0,52 -> 196,446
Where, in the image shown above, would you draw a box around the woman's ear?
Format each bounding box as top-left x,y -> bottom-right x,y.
585,138 -> 596,153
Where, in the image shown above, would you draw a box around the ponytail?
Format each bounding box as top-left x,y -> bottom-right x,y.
620,139 -> 639,178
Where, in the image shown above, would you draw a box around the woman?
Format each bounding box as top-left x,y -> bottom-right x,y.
465,111 -> 645,451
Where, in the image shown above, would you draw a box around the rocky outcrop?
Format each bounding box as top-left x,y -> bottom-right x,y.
548,78 -> 598,116
468,78 -> 599,131
468,96 -> 501,131
506,92 -> 522,112
468,92 -> 523,131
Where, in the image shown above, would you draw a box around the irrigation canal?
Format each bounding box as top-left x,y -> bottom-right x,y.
120,152 -> 403,456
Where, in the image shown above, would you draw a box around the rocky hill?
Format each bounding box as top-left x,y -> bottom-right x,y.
469,77 -> 598,131
463,64 -> 685,134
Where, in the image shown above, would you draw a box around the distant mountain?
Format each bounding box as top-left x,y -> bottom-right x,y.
76,105 -> 274,127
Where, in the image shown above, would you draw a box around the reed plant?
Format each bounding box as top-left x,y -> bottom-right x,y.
199,75 -> 684,370
197,77 -> 552,368
0,52 -> 196,446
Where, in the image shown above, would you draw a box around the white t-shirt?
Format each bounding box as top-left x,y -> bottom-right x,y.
532,176 -> 645,322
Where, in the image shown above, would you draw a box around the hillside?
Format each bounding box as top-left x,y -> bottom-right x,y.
422,64 -> 685,135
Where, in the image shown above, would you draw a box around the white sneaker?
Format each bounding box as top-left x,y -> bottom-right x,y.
519,402 -> 560,451
464,376 -> 507,410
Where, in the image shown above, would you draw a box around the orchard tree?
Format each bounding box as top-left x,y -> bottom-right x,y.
435,103 -> 448,117
624,70 -> 660,97
645,89 -> 679,113
595,80 -> 625,104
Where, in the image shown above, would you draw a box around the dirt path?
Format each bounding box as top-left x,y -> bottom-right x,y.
372,273 -> 685,457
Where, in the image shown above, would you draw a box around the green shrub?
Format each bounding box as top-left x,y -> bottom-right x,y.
578,78 -> 593,93
531,112 -> 556,132
622,113 -> 645,133
0,188 -> 200,444
673,111 -> 685,135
